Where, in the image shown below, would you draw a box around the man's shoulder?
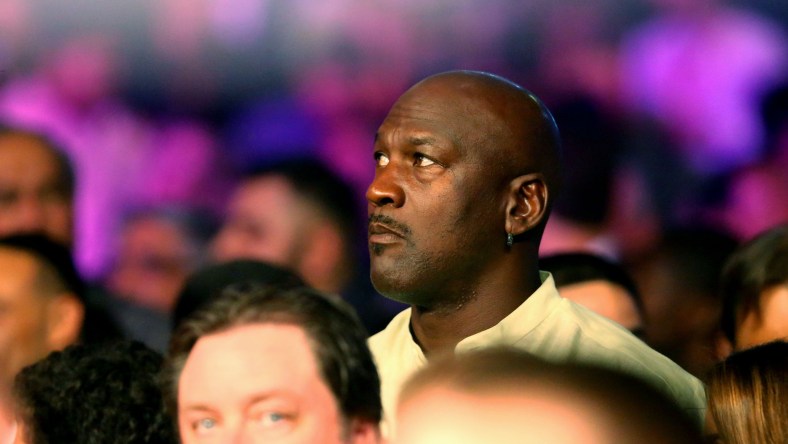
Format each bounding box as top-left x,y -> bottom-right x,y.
528,300 -> 706,414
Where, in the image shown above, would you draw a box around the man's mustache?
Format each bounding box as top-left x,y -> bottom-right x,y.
368,214 -> 412,238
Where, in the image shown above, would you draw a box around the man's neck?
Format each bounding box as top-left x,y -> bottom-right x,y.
409,267 -> 543,356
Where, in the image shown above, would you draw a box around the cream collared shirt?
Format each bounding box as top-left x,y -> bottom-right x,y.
369,272 -> 706,435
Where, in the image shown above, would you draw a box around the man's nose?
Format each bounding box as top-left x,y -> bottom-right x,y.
366,164 -> 405,209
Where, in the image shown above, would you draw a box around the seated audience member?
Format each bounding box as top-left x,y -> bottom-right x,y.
631,226 -> 738,377
0,125 -> 122,345
366,70 -> 705,431
162,284 -> 381,444
12,340 -> 176,444
540,252 -> 645,336
0,235 -> 85,388
104,206 -> 217,351
706,340 -> 787,444
0,127 -> 73,246
720,224 -> 788,350
211,158 -> 397,333
394,347 -> 703,444
171,258 -> 304,330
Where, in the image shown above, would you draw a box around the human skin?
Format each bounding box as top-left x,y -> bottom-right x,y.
736,285 -> 788,350
177,324 -> 353,444
0,135 -> 72,245
558,280 -> 644,334
366,71 -> 559,354
0,249 -> 60,386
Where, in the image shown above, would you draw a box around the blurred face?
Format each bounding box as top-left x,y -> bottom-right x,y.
558,281 -> 644,336
211,176 -> 310,270
0,248 -> 53,387
735,284 -> 788,350
106,216 -> 195,313
0,135 -> 73,245
366,82 -> 506,305
177,324 -> 349,444
395,386 -> 604,444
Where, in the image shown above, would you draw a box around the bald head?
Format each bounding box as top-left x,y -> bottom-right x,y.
396,71 -> 561,196
367,70 -> 562,306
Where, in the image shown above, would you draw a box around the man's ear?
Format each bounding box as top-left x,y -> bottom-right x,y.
505,173 -> 548,237
45,293 -> 84,351
348,418 -> 381,444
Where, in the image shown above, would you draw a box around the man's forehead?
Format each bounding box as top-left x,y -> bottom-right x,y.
377,87 -> 499,147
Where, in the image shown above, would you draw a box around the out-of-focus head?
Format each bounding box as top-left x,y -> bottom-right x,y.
0,234 -> 84,388
366,70 -> 561,306
395,347 -> 702,444
106,206 -> 217,314
171,259 -> 305,330
706,340 -> 788,444
540,252 -> 644,336
211,159 -> 360,295
721,224 -> 788,350
163,284 -> 381,444
12,340 -> 176,444
0,127 -> 74,245
632,226 -> 738,376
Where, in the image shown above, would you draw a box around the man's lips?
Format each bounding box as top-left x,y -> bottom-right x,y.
368,222 -> 405,241
368,215 -> 410,244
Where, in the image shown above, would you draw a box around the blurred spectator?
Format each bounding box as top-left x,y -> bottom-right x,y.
720,224 -> 788,351
0,33 -> 152,277
0,235 -> 84,388
103,206 -> 217,352
0,36 -> 229,279
12,340 -> 177,444
0,126 -> 74,245
705,340 -> 787,444
631,226 -> 738,377
211,158 -> 398,333
540,252 -> 645,337
171,259 -> 304,331
394,347 -> 703,444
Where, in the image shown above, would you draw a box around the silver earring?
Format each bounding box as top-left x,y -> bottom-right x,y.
506,232 -> 514,248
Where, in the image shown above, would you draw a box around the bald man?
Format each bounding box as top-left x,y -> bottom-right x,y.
366,71 -> 705,432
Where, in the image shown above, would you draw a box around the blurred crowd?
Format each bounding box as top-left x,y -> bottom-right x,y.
0,0 -> 786,443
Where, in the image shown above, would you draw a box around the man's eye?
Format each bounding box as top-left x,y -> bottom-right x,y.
414,153 -> 435,167
256,411 -> 294,429
374,152 -> 390,167
193,418 -> 217,434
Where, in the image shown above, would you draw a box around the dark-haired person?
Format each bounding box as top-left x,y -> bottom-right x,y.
171,258 -> 305,330
0,235 -> 85,388
540,252 -> 645,336
163,284 -> 381,444
0,125 -> 122,347
13,340 -> 176,444
365,70 -> 705,432
211,158 -> 397,333
0,127 -> 74,246
721,224 -> 788,350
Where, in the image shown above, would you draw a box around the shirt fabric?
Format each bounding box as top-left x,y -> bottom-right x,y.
369,272 -> 706,434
